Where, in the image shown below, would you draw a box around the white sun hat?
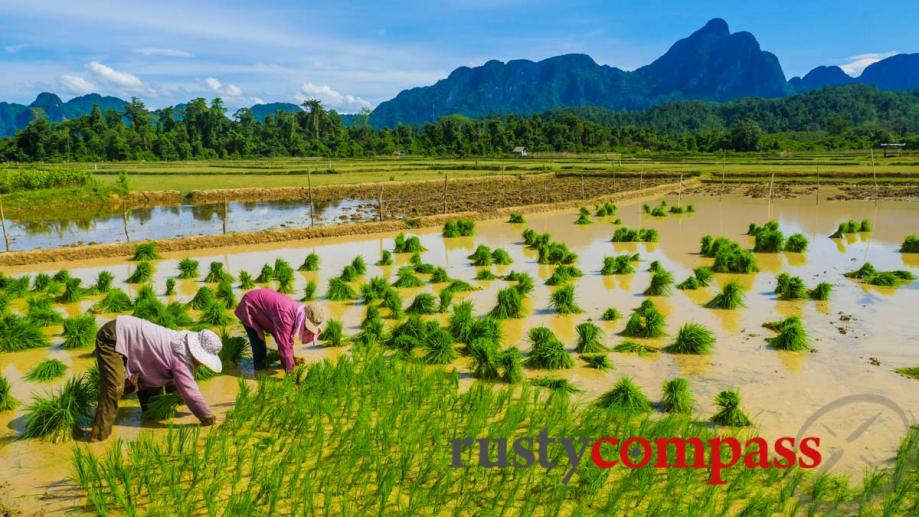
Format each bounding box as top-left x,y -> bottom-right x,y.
186,329 -> 223,373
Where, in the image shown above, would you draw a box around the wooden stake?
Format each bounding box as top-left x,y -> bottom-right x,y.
0,193 -> 9,252
442,175 -> 449,214
720,149 -> 726,200
870,148 -> 879,207
815,165 -> 820,205
307,170 -> 315,227
223,196 -> 228,235
678,173 -> 683,206
122,200 -> 130,242
378,186 -> 384,222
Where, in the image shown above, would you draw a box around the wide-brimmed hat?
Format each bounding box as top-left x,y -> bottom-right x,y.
186,329 -> 223,373
303,302 -> 328,335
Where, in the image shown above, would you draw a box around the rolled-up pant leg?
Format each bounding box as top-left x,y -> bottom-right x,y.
90,320 -> 124,441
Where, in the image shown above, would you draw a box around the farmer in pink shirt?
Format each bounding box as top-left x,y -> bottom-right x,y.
234,288 -> 327,372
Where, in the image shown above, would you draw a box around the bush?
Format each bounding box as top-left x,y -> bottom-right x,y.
595,377 -> 652,414
22,375 -> 95,442
622,300 -> 666,338
132,242 -> 161,261
665,323 -> 715,354
61,315 -> 97,349
900,235 -> 919,253
204,262 -> 233,283
177,258 -> 199,279
711,390 -> 751,427
406,293 -> 438,314
705,281 -> 746,309
525,327 -> 573,369
327,277 -> 358,301
784,233 -> 809,253
91,289 -> 133,314
26,358 -> 68,382
489,287 -> 524,319
661,377 -> 693,414
575,322 -> 607,353
550,284 -> 582,314
126,261 -> 154,284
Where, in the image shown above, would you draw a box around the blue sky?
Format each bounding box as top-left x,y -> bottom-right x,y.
0,0 -> 915,112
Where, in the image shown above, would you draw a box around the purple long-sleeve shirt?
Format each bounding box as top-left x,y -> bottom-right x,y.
234,289 -> 313,372
114,315 -> 212,422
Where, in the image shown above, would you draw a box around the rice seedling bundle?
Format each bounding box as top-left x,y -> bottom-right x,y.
327,277 -> 358,301
491,248 -> 513,265
809,282 -> 832,301
650,205 -> 667,217
272,259 -> 293,279
525,327 -> 573,369
693,266 -> 713,286
784,233 -> 809,253
188,286 -> 216,310
354,317 -> 385,348
611,227 -> 656,242
665,323 -> 715,354
255,264 -> 274,283
894,367 -> 919,380
499,348 -> 524,383
648,260 -> 663,273
393,233 -> 426,253
91,288 -> 133,314
177,258 -> 199,279
61,314 -> 97,349
711,390 -> 751,427
26,297 -> 63,327
448,301 -> 475,343
775,273 -> 807,300
92,271 -> 114,294
766,316 -> 810,351
301,281 -> 317,302
595,202 -> 616,216
198,302 -> 232,327
126,261 -> 154,284
1,275 -> 30,299
392,267 -> 425,288
219,334 -> 250,368
137,300 -> 193,329
414,262 -> 436,274
340,264 -> 359,282
135,284 -> 157,305
468,245 -> 493,266
31,273 -> 52,292
429,267 -> 449,283
56,277 -> 85,304
845,263 -> 915,287
537,242 -> 578,265
661,377 -> 693,414
132,242 -> 161,261
676,276 -> 700,290
376,250 -> 394,266
601,308 -> 621,321
165,278 -> 176,296
381,288 -> 404,318
438,287 -> 454,313
831,219 -> 870,238
145,392 -> 183,421
669,205 -> 684,214
601,254 -> 635,275
575,213 -> 592,225
706,281 -> 746,309
386,315 -> 430,353
238,271 -> 255,289
52,270 -> 71,283
508,213 -> 525,223
275,267 -> 295,294
532,378 -> 580,399
753,227 -> 785,252
489,287 -> 524,319
643,270 -> 674,296
204,262 -> 233,283
581,353 -> 611,370
299,253 -> 320,272
351,256 -> 367,275
320,319 -> 344,346
407,293 -> 438,314
711,242 -> 758,273
622,300 -> 666,338
468,338 -> 500,379
422,327 -> 457,365
443,219 -> 475,237
550,284 -> 582,314
216,280 -> 237,309
470,317 -> 502,345
595,377 -> 652,414
22,375 -> 95,442
579,206 -> 590,216
900,235 -> 919,253
446,279 -> 475,292
0,375 -> 17,411
361,277 -> 390,303
575,322 -> 607,353
504,271 -> 534,295
475,269 -> 498,281
860,220 -> 872,232
613,341 -> 658,356
26,358 -> 68,382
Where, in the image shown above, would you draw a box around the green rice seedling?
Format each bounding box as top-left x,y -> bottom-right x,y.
468,338 -> 500,380
145,392 -> 183,421
900,235 -> 919,253
711,389 -> 752,427
468,245 -> 492,266
595,202 -> 616,216
92,271 -> 114,294
413,262 -> 436,275
376,250 -> 394,266
475,269 -> 498,281
622,300 -> 666,338
126,261 -> 154,284
601,254 -> 635,275
327,277 -> 358,301
489,287 -> 524,319
177,258 -> 199,279
0,375 -> 17,411
499,348 -> 524,383
362,305 -> 381,328
55,277 -> 85,304
524,327 -> 573,369
320,319 -> 344,346
669,205 -> 684,214
238,271 -> 255,289
275,268 -> 295,294
354,316 -> 385,348
0,275 -> 30,298
581,353 -> 611,370
845,262 -> 877,280
438,286 -> 454,313
536,242 -> 578,265
686,205 -> 695,212
429,267 -> 449,283
198,303 -> 232,327
393,233 -> 425,253
137,300 -> 193,330
381,288 -> 404,319
601,308 -> 621,321
392,267 -> 425,288
613,341 -> 658,356
31,273 -> 52,292
188,286 -> 216,310
51,270 -> 71,283
410,253 -> 423,266
491,248 -> 513,265
643,269 -> 674,296
204,262 -> 233,283
579,206 -> 589,216
299,253 -> 320,272
766,316 -> 810,351
300,281 -> 317,302
255,264 -> 274,283
165,278 -> 176,296
361,276 -> 390,303
676,275 -> 700,290
272,258 -> 293,278
665,323 -> 715,354
693,266 -> 713,286
22,375 -> 95,441
859,220 -> 872,232
470,317 -> 502,345
26,297 -> 63,327
448,301 -> 474,343
809,282 -> 832,301
26,358 -> 68,382
532,378 -> 580,399
648,260 -> 663,273
521,228 -> 538,246
650,205 -> 667,217
575,322 -> 607,353
386,315 -> 429,353
446,279 -> 475,292
700,235 -> 714,255
705,281 -> 746,309
775,273 -> 807,300
61,315 -> 97,349
504,271 -> 534,295
443,220 -> 459,238
422,327 -> 457,364
712,244 -> 758,273
132,242 -> 161,261
443,219 -> 474,238
91,288 -> 133,314
340,264 -> 359,282
575,213 -> 592,225
508,213 -> 525,223
754,227 -> 785,252
351,256 -> 367,276
550,284 -> 582,314
661,377 -> 693,414
133,284 -> 157,306
219,334 -> 249,368
746,223 -> 760,235
215,280 -> 237,309
894,367 -> 919,380
784,233 -> 809,253
845,262 -> 915,286
595,377 -> 652,414
544,264 -> 583,286
407,293 -> 438,314
611,227 -> 650,242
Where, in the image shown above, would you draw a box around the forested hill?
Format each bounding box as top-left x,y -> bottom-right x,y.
0,85 -> 916,162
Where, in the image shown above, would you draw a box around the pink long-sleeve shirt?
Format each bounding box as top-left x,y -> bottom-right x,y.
234,289 -> 315,372
114,315 -> 212,422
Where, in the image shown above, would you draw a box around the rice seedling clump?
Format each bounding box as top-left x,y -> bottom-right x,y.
126,261 -> 154,284
711,389 -> 752,427
784,233 -> 809,253
198,303 -> 232,327
611,227 -> 657,242
595,377 -> 652,414
831,219 -> 871,238
381,288 -> 404,319
550,284 -> 582,314
705,281 -> 746,309
164,278 -> 176,296
845,262 -> 915,287
595,202 -> 616,216
22,375 -> 95,442
613,341 -> 658,356
894,367 -> 919,380
300,281 -> 318,302
575,322 -> 607,353
27,297 -> 63,327
204,262 -> 233,283
392,267 -> 425,288
177,258 -> 199,279
422,327 -> 457,365
536,241 -> 578,265
774,273 -> 807,300
443,219 -> 475,237
545,264 -> 583,285
376,250 -> 394,266
299,253 -> 320,272
900,235 -> 919,253
468,245 -> 492,266
575,212 -> 592,225
56,277 -> 86,304
765,316 -> 810,351
26,358 -> 68,382
256,264 -> 274,283
327,277 -> 358,300
489,287 -> 525,319
601,254 -> 637,275
393,233 -> 426,253
215,280 -> 237,308
661,377 -> 693,414
238,271 -> 255,289
407,293 -> 438,314
131,242 -> 161,261
643,269 -> 674,296
525,327 -> 573,369
187,286 -> 216,310
809,282 -> 832,301
601,308 -> 621,321
622,300 -> 666,338
320,319 -> 344,346
491,248 -> 513,265
532,378 -> 580,400
508,213 -> 525,223
92,271 -> 114,293
475,269 -> 498,281
581,353 -> 611,370
0,375 -> 17,411
91,289 -> 133,314
61,315 -> 97,349
665,323 -> 715,354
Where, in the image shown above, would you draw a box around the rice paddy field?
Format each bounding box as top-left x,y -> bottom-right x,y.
1,191 -> 918,514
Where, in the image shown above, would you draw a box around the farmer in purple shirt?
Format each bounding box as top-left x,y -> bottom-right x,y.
89,315 -> 223,442
234,288 -> 327,373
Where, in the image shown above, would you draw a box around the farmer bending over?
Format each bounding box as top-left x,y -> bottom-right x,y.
234,288 -> 327,373
90,315 -> 223,442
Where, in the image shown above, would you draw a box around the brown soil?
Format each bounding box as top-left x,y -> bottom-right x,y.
688,181 -> 919,201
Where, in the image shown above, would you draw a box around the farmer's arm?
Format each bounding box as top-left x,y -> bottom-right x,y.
275,325 -> 297,373
170,359 -> 215,425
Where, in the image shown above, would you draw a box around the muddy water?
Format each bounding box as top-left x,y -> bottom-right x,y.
1,193 -> 918,512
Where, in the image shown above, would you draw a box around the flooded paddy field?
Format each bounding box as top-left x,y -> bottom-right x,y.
1,193 -> 917,513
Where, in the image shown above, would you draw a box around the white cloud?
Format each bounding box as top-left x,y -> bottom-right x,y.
134,47 -> 193,58
203,76 -> 261,105
839,51 -> 897,77
59,74 -> 97,94
295,82 -> 371,113
87,61 -> 144,89
3,43 -> 29,53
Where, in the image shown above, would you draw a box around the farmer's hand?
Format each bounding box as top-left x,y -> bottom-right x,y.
294,356 -> 306,366
200,415 -> 219,426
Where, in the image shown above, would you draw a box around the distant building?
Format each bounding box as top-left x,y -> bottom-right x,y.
512,146 -> 528,157
880,143 -> 906,157
392,150 -> 406,157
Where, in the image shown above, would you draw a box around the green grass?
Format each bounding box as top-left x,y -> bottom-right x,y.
711,389 -> 752,427
575,322 -> 608,353
524,327 -> 573,369
25,358 -> 68,382
705,281 -> 746,309
595,377 -> 652,414
622,300 -> 666,338
665,323 -> 715,354
550,284 -> 582,314
132,242 -> 161,261
22,375 -> 94,442
661,377 -> 693,415
61,315 -> 97,349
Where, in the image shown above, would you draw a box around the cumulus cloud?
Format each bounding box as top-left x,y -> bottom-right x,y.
839,51 -> 897,77
87,61 -> 144,89
295,82 -> 371,112
134,47 -> 194,58
59,74 -> 97,94
203,76 -> 263,105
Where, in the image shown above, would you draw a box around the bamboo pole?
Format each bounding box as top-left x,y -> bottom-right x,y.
223,196 -> 228,235
122,200 -> 130,242
870,148 -> 879,207
0,193 -> 9,252
815,165 -> 820,205
442,176 -> 448,214
307,170 -> 315,227
378,186 -> 384,222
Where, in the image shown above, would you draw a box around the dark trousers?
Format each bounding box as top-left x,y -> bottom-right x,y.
243,325 -> 268,370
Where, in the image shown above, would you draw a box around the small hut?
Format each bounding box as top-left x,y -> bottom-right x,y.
512,146 -> 528,157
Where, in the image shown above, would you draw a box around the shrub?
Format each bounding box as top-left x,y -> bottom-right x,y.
809,282 -> 832,301
61,315 -> 97,349
508,213 -> 525,223
643,270 -> 674,296
320,319 -> 344,346
550,284 -> 582,314
255,264 -> 274,283
392,267 -> 425,288
705,281 -> 746,309
766,316 -> 810,351
407,293 -> 438,314
601,255 -> 635,275
91,289 -> 133,314
622,300 -> 666,338
661,378 -> 693,414
26,358 -> 68,383
126,261 -> 154,284
468,245 -> 492,266
376,250 -> 394,266
177,258 -> 199,279
581,353 -> 611,370
665,323 -> 715,354
711,390 -> 751,427
0,375 -> 17,411
596,377 -> 652,414
132,242 -> 161,261
22,375 -> 95,442
524,327 -> 573,369
92,271 -> 114,294
900,235 -> 919,253
601,308 -> 621,321
187,286 -> 216,310
775,273 -> 807,300
327,277 -> 358,301
489,287 -> 524,319
204,262 -> 233,283
575,322 -> 607,353
784,233 -> 809,253
300,281 -> 317,302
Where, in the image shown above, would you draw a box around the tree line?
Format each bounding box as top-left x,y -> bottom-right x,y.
1,84 -> 916,162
